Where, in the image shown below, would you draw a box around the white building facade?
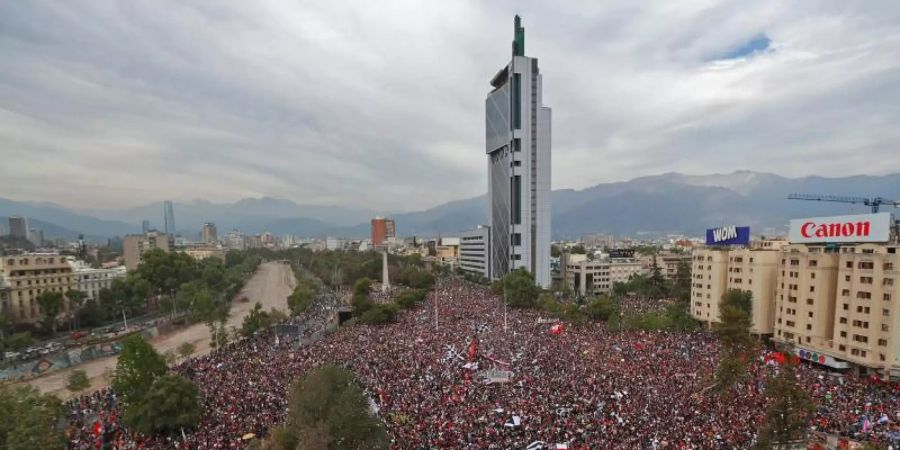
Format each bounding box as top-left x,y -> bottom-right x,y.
459,226 -> 492,279
69,260 -> 127,302
485,16 -> 551,287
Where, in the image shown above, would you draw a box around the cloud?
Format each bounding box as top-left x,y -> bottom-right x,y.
0,0 -> 898,212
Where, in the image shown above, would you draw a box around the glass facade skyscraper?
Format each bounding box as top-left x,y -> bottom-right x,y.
163,200 -> 176,236
485,16 -> 551,287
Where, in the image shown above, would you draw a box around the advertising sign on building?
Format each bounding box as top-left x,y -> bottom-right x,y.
788,213 -> 892,244
705,226 -> 751,246
607,249 -> 635,259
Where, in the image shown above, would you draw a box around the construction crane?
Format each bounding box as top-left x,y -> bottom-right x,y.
787,193 -> 900,214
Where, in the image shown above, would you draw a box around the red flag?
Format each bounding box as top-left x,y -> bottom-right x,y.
550,324 -> 564,335
92,421 -> 103,436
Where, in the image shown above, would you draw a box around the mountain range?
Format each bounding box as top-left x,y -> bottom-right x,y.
2,171 -> 899,242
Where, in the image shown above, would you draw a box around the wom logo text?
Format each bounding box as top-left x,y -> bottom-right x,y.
711,226 -> 737,243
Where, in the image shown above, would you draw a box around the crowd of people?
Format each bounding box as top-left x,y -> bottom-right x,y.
66,276 -> 900,449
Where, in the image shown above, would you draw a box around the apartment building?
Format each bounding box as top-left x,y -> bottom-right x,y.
123,231 -> 173,270
653,253 -> 693,280
0,253 -> 74,323
690,239 -> 786,335
690,248 -> 730,324
773,245 -> 841,352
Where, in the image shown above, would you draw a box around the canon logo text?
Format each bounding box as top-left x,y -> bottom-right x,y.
800,220 -> 871,239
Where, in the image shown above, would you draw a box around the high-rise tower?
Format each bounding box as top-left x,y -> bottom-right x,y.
485,16 -> 551,287
163,200 -> 176,236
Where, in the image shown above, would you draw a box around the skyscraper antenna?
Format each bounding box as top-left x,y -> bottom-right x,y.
512,15 -> 525,56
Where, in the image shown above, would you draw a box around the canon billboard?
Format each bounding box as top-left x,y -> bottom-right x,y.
788,212 -> 892,244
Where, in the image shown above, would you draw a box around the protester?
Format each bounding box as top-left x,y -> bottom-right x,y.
66,277 -> 900,449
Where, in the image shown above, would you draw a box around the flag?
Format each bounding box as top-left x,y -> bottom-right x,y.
504,415 -> 522,428
861,415 -> 872,432
550,324 -> 564,335
555,444 -> 569,450
92,421 -> 103,436
525,441 -> 546,450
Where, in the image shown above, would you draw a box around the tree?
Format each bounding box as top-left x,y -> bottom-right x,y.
36,291 -> 64,334
715,289 -> 754,390
7,332 -> 33,352
241,302 -> 272,336
65,289 -> 88,330
0,385 -> 66,449
359,303 -> 399,325
502,269 -> 540,309
126,374 -> 201,436
352,278 -> 372,297
209,319 -> 229,349
177,342 -> 196,359
112,334 -> 168,407
288,285 -> 314,316
587,296 -> 619,321
395,290 -> 426,309
0,313 -> 8,357
267,365 -> 387,450
569,245 -> 587,255
755,362 -> 814,449
67,369 -> 90,392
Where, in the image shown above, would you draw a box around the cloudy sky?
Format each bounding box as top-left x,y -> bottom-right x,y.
1,1 -> 898,212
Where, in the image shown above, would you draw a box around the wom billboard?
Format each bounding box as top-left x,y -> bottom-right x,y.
705,226 -> 750,246
789,213 -> 892,244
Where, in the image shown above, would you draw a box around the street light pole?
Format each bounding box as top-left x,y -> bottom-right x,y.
503,290 -> 508,333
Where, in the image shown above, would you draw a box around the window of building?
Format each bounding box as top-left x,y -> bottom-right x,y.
839,317 -> 847,324
838,344 -> 846,351
883,309 -> 890,317
840,331 -> 847,338
882,324 -> 890,332
846,261 -> 854,269
845,275 -> 851,282
511,175 -> 522,225
885,278 -> 894,286
878,339 -> 888,347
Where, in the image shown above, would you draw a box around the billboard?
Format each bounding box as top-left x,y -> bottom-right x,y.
789,213 -> 892,244
705,226 -> 751,246
607,249 -> 635,259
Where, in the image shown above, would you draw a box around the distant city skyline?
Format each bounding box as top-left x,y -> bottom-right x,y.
0,2 -> 898,211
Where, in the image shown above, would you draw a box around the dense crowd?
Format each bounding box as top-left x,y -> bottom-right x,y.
66,277 -> 900,449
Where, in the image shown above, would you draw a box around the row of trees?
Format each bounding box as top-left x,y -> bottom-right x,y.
491,263 -> 697,333
0,249 -> 261,362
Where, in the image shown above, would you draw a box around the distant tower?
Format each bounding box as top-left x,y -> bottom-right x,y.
8,216 -> 28,239
201,222 -> 218,244
141,220 -> 150,233
381,251 -> 391,293
163,201 -> 176,236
